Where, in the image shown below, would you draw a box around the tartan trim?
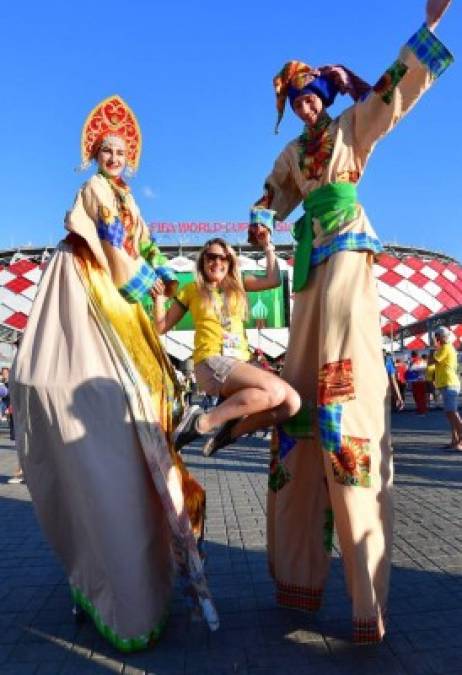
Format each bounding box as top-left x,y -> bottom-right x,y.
311,233 -> 382,267
318,404 -> 342,453
154,266 -> 178,285
139,238 -> 170,268
353,616 -> 384,643
97,215 -> 125,248
373,60 -> 408,104
268,427 -> 293,493
276,581 -> 323,611
407,24 -> 454,79
119,262 -> 156,304
276,425 -> 297,460
250,207 -> 275,233
318,359 -> 355,405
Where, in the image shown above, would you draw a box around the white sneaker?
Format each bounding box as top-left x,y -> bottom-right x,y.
7,475 -> 25,484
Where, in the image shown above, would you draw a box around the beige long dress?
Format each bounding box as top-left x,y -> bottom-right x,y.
258,26 -> 453,642
11,173 -> 218,651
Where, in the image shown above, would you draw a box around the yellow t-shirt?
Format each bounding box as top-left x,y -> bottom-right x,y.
175,282 -> 249,365
425,363 -> 435,382
434,343 -> 460,390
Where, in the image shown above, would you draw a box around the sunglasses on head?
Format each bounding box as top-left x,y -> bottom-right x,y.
205,252 -> 229,263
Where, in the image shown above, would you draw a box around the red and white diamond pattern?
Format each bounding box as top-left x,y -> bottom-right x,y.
374,252 -> 462,349
1,249 -> 462,351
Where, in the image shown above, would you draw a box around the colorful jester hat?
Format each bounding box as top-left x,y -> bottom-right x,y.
80,95 -> 142,172
273,61 -> 371,133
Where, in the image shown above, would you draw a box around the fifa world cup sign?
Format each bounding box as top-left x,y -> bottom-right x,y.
150,222 -> 292,234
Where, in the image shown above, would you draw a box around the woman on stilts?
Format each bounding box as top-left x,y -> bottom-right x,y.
250,0 -> 453,642
11,95 -> 218,651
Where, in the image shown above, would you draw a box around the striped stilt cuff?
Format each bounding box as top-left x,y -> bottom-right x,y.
352,615 -> 385,644
276,580 -> 323,611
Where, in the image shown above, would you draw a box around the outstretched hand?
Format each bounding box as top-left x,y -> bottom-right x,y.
426,0 -> 451,31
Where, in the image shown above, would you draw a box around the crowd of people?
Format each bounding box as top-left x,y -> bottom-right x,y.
3,0 -> 454,652
384,328 -> 462,450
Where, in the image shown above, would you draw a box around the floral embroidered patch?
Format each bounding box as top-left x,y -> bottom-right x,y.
373,60 -> 408,104
329,435 -> 371,487
318,359 -> 355,405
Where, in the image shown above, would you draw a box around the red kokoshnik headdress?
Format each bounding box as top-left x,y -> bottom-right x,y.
80,95 -> 142,171
273,61 -> 371,133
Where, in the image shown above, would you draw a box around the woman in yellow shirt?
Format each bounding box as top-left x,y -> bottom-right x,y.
431,326 -> 462,450
153,232 -> 300,456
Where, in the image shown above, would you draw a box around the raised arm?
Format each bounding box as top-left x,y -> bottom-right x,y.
350,2 -> 453,159
253,149 -> 303,223
152,292 -> 186,335
426,0 -> 451,31
244,229 -> 281,292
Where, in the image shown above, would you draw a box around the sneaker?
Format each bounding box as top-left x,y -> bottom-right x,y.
7,475 -> 25,484
173,405 -> 203,452
202,419 -> 237,457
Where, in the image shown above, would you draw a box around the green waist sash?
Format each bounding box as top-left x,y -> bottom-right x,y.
292,182 -> 358,292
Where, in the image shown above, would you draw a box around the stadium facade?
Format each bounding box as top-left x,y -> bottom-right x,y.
1,232 -> 461,364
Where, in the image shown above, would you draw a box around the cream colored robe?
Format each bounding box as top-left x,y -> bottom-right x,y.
261,27 -> 453,642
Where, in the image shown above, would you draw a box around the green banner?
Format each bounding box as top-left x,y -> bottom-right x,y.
170,272 -> 288,330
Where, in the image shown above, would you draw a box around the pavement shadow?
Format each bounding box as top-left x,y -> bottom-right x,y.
2,390 -> 462,673
2,486 -> 462,674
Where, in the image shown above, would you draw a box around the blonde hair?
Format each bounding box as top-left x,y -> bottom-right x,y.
196,238 -> 248,319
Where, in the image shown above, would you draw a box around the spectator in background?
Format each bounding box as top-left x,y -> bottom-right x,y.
1,368 -> 23,484
430,327 -> 462,450
406,351 -> 427,415
423,354 -> 436,407
0,367 -> 10,419
383,352 -> 404,410
395,358 -> 408,403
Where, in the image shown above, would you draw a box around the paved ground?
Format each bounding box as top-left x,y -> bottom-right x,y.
1,400 -> 462,675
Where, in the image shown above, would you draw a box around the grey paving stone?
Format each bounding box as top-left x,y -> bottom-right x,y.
35,664 -> 67,674
2,408 -> 462,673
0,643 -> 15,664
7,642 -> 70,663
0,666 -> 39,675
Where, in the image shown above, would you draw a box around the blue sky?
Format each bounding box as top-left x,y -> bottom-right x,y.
2,1 -> 461,258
